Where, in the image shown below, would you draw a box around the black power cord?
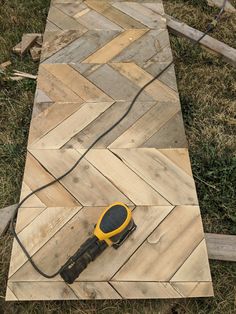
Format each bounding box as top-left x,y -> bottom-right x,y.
10,1 -> 227,279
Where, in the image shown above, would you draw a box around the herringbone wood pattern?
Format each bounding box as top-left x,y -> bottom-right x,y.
6,0 -> 213,301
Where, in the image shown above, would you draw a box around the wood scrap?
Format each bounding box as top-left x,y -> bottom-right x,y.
205,233 -> 236,261
30,46 -> 42,62
166,15 -> 236,67
0,204 -> 17,236
21,33 -> 40,55
12,70 -> 37,80
207,0 -> 236,12
12,42 -> 22,54
0,60 -> 11,69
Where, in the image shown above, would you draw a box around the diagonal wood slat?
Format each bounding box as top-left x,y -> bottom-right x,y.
7,0 -> 212,300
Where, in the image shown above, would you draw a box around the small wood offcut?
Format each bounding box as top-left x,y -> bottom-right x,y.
6,0 -> 213,301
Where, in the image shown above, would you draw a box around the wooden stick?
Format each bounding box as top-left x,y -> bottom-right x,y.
12,70 -> 37,80
205,233 -> 236,261
166,15 -> 236,67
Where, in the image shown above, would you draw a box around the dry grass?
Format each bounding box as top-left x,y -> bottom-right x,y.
0,0 -> 236,313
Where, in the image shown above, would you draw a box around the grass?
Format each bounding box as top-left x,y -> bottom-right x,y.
0,0 -> 236,313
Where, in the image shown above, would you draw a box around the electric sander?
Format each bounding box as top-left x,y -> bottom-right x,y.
60,202 -> 136,284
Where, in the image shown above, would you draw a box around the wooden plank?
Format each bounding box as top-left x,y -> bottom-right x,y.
205,233 -> 236,261
110,148 -> 198,205
166,15 -> 236,67
8,281 -> 78,300
30,149 -> 133,206
82,149 -> 170,205
21,33 -> 39,55
83,29 -> 148,63
171,282 -> 214,298
0,204 -> 17,236
9,207 -> 82,277
112,206 -> 204,281
31,102 -> 114,149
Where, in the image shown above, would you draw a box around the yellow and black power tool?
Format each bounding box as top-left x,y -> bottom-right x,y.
60,202 -> 136,284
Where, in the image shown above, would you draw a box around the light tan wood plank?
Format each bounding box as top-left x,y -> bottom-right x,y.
37,66 -> 81,102
9,207 -> 81,278
28,101 -> 84,145
5,287 -> 18,301
110,282 -> 182,299
7,281 -> 78,300
205,233 -> 236,261
109,101 -> 180,148
171,240 -> 212,282
207,0 -> 235,13
30,149 -> 132,206
31,102 -> 114,149
0,204 -> 17,236
159,149 -> 193,176
111,63 -> 178,102
43,64 -> 113,102
85,0 -> 147,29
82,149 -> 170,205
113,206 -> 205,281
111,148 -> 198,205
23,153 -> 79,207
70,282 -> 121,299
83,29 -> 147,63
15,207 -> 46,234
171,282 -> 214,298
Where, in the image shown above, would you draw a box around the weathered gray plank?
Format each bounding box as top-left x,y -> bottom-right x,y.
166,15 -> 236,67
205,233 -> 236,261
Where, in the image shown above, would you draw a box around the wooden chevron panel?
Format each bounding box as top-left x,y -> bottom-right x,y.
7,0 -> 212,300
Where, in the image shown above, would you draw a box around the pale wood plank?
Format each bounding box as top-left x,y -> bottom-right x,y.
109,101 -> 180,148
5,287 -> 18,301
43,30 -> 120,64
23,153 -> 79,207
9,207 -> 82,278
15,207 -> 46,234
82,149 -> 170,205
7,281 -> 78,300
143,111 -> 187,148
70,282 -> 121,299
112,206 -> 205,281
111,148 -> 198,205
28,101 -> 84,146
10,206 -> 173,282
43,64 -> 113,102
31,102 -> 114,149
47,6 -> 84,30
113,2 -> 166,29
87,64 -> 153,101
67,101 -> 156,149
41,30 -> 87,61
74,9 -> 123,31
30,149 -> 132,206
37,65 -> 82,103
171,240 -> 212,282
110,63 -> 178,102
171,282 -> 214,298
21,33 -> 39,55
85,0 -> 147,29
159,149 -> 192,176
83,29 -> 148,63
166,15 -> 236,67
110,282 -> 182,299
205,233 -> 236,261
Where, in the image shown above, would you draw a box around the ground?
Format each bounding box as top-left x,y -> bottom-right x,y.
0,0 -> 235,313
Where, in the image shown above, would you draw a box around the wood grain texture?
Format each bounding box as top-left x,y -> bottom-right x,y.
205,233 -> 236,261
7,0 -> 212,301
